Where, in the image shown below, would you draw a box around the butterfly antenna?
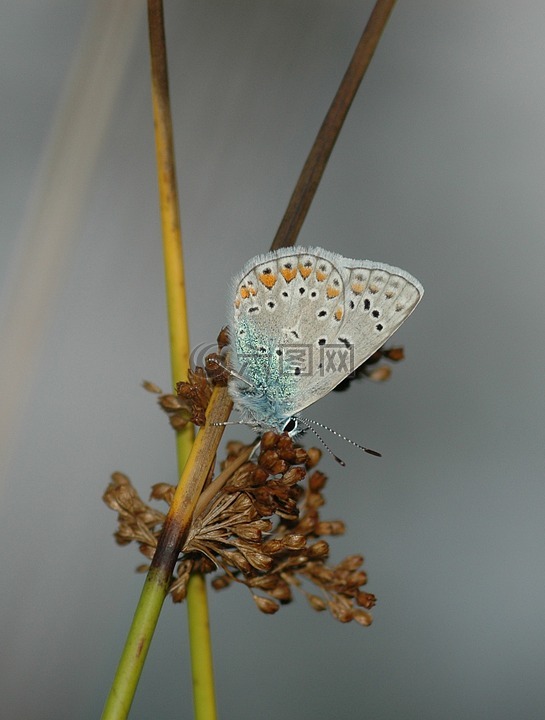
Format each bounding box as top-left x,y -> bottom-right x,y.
296,417 -> 346,466
299,415 -> 382,458
207,357 -> 253,387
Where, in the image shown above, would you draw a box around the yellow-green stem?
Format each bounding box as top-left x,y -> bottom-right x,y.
187,574 -> 218,719
101,574 -> 170,720
102,2 -> 217,718
147,2 -> 217,719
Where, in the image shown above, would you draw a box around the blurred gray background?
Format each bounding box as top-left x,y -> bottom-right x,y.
1,2 -> 544,718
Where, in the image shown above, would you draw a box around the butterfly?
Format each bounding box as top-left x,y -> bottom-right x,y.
227,246 -> 423,441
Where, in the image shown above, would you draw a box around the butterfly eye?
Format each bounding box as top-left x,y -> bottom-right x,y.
282,417 -> 298,435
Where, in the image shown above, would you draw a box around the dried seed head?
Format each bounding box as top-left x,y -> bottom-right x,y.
308,594 -> 327,612
356,592 -> 377,609
248,574 -> 280,591
352,609 -> 373,627
350,569 -> 368,585
282,534 -> 307,550
268,580 -> 292,602
216,326 -> 230,350
234,523 -> 265,542
138,544 -> 156,560
329,600 -> 353,623
308,471 -> 327,492
169,414 -> 191,431
338,555 -> 364,572
279,466 -> 307,486
384,346 -> 404,362
104,422 -> 375,628
367,365 -> 392,383
211,575 -> 231,591
315,520 -> 345,536
259,431 -> 279,452
243,549 -> 274,572
158,394 -> 186,410
150,483 -> 176,504
222,549 -> 252,574
110,471 -> 131,486
174,367 -> 212,427
253,595 -> 280,614
258,450 -> 288,476
305,447 -> 322,468
308,540 -> 330,559
261,539 -> 285,555
142,380 -> 162,394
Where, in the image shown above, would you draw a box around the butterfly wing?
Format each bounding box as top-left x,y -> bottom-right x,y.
229,247 -> 423,426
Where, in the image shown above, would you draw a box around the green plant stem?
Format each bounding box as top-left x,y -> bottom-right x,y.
146,3 -> 217,718
187,574 -> 218,719
102,1 -> 218,718
101,574 -> 169,720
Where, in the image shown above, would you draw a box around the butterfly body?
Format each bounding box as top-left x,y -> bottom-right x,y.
227,247 -> 423,435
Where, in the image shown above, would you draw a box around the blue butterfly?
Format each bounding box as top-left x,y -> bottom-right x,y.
227,247 -> 423,441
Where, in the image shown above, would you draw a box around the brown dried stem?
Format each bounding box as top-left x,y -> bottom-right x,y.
271,0 -> 397,251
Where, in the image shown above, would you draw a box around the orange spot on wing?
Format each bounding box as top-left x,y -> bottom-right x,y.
334,308 -> 343,321
280,267 -> 297,282
316,270 -> 327,282
240,286 -> 250,299
351,282 -> 365,294
326,286 -> 340,299
259,272 -> 277,288
298,264 -> 312,279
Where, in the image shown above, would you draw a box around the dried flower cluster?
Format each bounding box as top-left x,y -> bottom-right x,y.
105,345 -> 387,626
142,371 -> 206,430
104,431 -> 376,626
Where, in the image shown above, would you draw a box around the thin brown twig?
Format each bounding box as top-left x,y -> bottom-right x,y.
271,0 -> 397,251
